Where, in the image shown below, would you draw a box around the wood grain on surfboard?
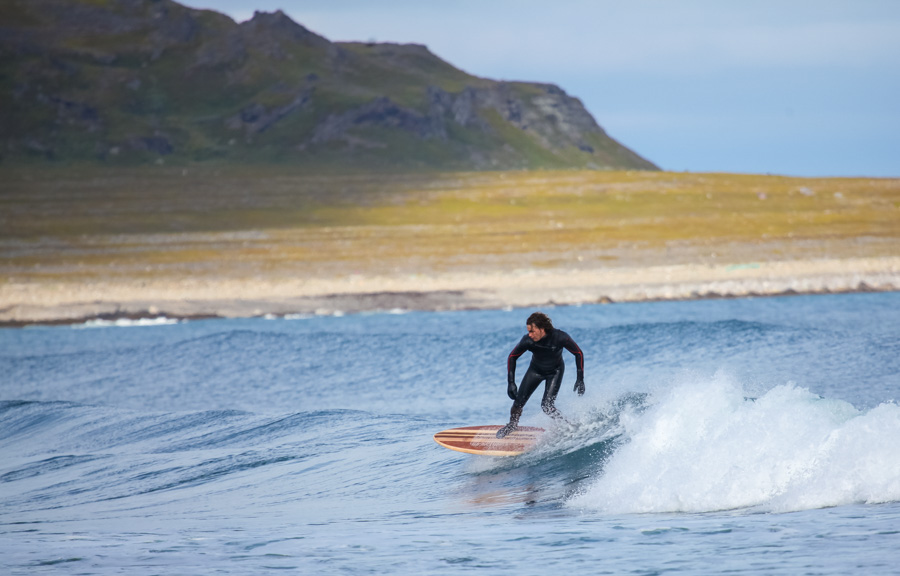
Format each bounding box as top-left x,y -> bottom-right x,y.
433,425 -> 545,456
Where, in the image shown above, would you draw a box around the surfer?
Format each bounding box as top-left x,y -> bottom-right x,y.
497,312 -> 585,438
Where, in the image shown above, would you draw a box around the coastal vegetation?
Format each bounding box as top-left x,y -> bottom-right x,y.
2,168 -> 898,286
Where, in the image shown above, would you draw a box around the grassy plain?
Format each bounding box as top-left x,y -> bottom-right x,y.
1,167 -> 898,322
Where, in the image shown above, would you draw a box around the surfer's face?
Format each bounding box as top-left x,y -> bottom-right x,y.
527,324 -> 546,341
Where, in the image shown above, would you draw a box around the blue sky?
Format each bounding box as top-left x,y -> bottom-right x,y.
183,1 -> 899,177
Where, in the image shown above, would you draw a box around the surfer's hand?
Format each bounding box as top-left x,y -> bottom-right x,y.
507,381 -> 518,400
574,378 -> 585,396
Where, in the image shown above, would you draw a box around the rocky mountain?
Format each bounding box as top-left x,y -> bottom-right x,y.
0,0 -> 658,171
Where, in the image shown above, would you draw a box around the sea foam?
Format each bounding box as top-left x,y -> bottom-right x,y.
568,376 -> 900,514
75,317 -> 180,328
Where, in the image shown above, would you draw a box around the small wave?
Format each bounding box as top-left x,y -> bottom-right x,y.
602,319 -> 798,365
0,401 -> 400,512
568,376 -> 900,514
74,317 -> 182,329
0,401 -> 376,455
0,454 -> 107,483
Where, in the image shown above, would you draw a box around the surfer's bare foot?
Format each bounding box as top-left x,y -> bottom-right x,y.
496,423 -> 517,438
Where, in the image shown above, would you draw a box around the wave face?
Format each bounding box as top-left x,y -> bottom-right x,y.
0,400 -> 422,521
1,293 -> 899,575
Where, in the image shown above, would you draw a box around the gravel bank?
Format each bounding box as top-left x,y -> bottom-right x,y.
2,256 -> 897,326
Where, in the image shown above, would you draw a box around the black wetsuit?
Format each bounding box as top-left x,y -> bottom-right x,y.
505,328 -> 584,428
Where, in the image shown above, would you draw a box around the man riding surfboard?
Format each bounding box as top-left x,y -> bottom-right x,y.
497,312 -> 585,438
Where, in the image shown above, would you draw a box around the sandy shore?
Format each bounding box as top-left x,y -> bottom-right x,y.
2,255 -> 898,326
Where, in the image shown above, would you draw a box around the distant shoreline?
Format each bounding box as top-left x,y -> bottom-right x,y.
3,256 -> 897,327
3,169 -> 898,327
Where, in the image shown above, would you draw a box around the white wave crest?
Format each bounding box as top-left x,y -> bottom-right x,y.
75,317 -> 181,329
568,377 -> 900,514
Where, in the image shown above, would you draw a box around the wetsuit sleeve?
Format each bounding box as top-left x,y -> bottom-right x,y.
564,334 -> 585,379
507,336 -> 530,384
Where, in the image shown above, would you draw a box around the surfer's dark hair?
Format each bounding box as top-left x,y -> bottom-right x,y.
526,312 -> 553,331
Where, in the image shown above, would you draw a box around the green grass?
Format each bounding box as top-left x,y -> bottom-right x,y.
1,167 -> 898,285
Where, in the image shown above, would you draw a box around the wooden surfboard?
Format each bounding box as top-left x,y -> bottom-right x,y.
433,425 -> 545,456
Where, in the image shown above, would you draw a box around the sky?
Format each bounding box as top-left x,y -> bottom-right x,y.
182,1 -> 900,177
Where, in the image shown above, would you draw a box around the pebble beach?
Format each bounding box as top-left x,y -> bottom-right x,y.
3,253 -> 898,326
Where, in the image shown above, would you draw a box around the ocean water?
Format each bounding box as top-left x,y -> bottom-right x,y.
2,293 -> 899,575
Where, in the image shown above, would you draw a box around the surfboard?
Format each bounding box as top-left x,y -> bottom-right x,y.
433,425 -> 545,456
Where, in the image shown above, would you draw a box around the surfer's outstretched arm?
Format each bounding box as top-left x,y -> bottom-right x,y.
563,335 -> 585,396
506,337 -> 530,400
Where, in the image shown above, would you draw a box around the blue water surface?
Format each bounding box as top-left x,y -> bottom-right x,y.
1,293 -> 899,574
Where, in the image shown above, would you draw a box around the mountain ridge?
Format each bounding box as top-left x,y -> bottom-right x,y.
0,0 -> 658,171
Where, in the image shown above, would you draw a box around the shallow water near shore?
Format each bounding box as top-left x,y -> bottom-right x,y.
2,293 -> 899,574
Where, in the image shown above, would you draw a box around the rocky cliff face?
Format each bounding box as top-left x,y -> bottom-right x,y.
0,0 -> 658,170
